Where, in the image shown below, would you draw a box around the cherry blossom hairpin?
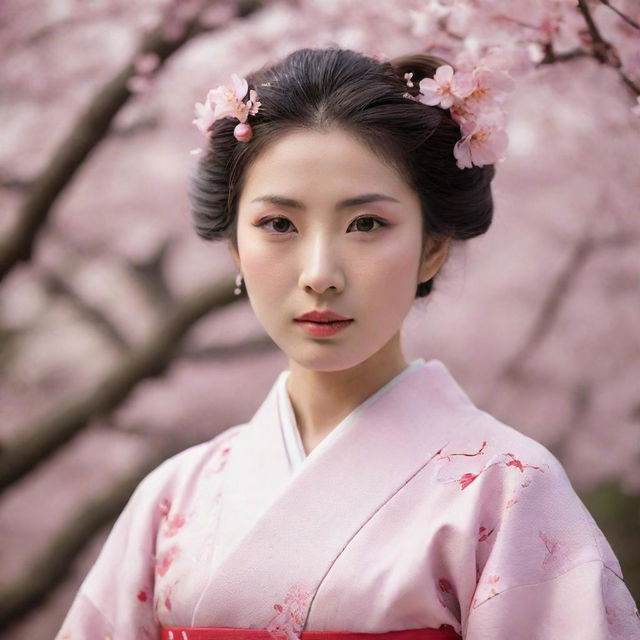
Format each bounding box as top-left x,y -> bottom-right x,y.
192,73 -> 261,152
403,62 -> 515,170
190,62 -> 514,170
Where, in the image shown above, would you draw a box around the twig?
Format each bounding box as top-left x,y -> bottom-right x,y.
599,0 -> 640,31
537,43 -> 590,65
577,0 -> 622,66
535,3 -> 640,95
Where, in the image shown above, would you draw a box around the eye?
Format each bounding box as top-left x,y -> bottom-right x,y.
254,215 -> 388,235
254,216 -> 296,234
347,216 -> 388,233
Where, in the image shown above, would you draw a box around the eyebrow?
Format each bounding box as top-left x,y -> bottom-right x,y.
249,193 -> 400,210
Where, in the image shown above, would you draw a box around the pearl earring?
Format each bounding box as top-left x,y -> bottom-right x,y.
234,272 -> 243,296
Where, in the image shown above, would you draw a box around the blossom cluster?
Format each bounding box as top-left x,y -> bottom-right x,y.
404,51 -> 516,169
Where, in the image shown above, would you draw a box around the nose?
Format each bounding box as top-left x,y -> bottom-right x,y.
298,233 -> 345,294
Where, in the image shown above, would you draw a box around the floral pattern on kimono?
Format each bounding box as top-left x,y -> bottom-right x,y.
54,359 -> 640,640
265,582 -> 314,640
54,425 -> 244,640
425,427 -> 640,638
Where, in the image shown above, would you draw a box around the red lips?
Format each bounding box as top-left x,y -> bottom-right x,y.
294,309 -> 353,323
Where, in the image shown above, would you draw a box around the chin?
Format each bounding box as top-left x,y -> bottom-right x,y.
286,344 -> 380,374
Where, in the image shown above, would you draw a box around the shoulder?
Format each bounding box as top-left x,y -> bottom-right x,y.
442,408 -> 623,578
127,423 -> 247,509
434,406 -> 567,495
471,408 -> 562,468
453,408 -> 586,516
159,422 -> 245,474
147,422 -> 246,483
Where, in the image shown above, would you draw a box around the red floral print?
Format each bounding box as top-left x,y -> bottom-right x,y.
478,525 -> 495,542
266,582 -> 313,640
435,441 -> 488,463
158,498 -> 171,517
164,512 -> 186,537
205,443 -> 234,476
155,545 -> 179,577
436,444 -> 548,491
164,583 -> 174,611
503,452 -> 544,473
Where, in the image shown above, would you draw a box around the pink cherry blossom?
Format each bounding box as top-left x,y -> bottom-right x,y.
243,89 -> 262,120
453,49 -> 516,106
193,75 -> 261,139
449,99 -> 476,129
208,73 -> 249,120
453,109 -> 509,169
466,67 -> 516,107
418,64 -> 474,109
192,96 -> 216,137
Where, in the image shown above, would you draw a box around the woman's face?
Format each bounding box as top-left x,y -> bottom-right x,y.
230,126 -> 449,373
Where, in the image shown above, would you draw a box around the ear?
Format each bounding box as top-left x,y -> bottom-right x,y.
418,235 -> 451,284
227,239 -> 241,272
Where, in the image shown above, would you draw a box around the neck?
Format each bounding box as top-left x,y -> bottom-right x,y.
285,335 -> 411,451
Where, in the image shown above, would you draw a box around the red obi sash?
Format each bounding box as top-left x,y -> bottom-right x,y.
160,626 -> 462,640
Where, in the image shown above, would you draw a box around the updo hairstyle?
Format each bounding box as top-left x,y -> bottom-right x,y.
188,46 -> 496,298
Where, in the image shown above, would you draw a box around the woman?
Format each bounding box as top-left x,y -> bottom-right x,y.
55,47 -> 640,640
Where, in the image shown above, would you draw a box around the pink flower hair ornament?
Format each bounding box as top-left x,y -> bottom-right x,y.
403,61 -> 515,169
192,62 -> 514,170
192,73 -> 261,146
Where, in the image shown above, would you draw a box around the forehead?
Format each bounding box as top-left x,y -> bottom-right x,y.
239,127 -> 412,204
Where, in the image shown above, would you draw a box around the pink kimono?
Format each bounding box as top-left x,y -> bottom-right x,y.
54,358 -> 640,639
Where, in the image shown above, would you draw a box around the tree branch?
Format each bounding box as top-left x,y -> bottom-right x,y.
537,43 -> 590,65
39,270 -> 132,354
501,230 -> 638,382
0,0 -> 266,284
127,237 -> 178,313
599,0 -> 640,31
533,3 -> 640,95
0,278 -> 262,493
577,0 -> 622,66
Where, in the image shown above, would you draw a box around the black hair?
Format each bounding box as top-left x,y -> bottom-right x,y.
188,46 -> 495,298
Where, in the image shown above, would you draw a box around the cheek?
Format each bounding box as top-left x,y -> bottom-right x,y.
354,233 -> 422,298
237,235 -> 294,306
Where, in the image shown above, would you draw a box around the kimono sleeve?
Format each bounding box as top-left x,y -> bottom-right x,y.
462,448 -> 640,639
465,559 -> 640,639
54,455 -> 177,640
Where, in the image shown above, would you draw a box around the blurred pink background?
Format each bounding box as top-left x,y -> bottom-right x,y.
0,1 -> 638,637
